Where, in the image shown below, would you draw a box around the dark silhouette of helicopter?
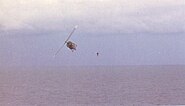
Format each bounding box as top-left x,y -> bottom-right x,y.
54,25 -> 78,57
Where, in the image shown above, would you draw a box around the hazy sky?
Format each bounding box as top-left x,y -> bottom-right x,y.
0,0 -> 185,67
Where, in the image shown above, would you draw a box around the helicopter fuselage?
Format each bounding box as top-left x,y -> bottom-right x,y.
66,41 -> 77,51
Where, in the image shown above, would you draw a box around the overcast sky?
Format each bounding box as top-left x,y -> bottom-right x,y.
0,0 -> 185,68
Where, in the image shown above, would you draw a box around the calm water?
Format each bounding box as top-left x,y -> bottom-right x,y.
0,66 -> 185,106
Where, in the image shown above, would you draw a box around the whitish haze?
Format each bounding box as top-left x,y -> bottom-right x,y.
0,0 -> 185,67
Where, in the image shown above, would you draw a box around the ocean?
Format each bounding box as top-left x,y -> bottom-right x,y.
0,66 -> 185,106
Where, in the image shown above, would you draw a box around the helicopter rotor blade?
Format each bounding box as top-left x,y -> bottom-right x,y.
65,25 -> 78,42
53,42 -> 66,57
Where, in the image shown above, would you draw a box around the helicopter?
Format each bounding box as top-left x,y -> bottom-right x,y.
66,41 -> 77,52
54,25 -> 78,57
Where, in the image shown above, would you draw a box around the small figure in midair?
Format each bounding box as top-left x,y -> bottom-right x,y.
96,52 -> 99,56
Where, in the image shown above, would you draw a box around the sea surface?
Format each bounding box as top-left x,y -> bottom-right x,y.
0,66 -> 185,106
